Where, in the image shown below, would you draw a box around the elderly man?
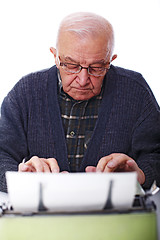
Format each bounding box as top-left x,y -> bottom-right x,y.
0,12 -> 160,192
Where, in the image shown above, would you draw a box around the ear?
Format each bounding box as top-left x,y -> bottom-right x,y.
50,47 -> 59,67
111,54 -> 117,62
50,47 -> 56,56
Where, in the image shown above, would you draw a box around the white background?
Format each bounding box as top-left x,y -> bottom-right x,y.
0,0 -> 160,105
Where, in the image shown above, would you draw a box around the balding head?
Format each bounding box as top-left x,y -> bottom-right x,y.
50,12 -> 117,100
56,12 -> 115,58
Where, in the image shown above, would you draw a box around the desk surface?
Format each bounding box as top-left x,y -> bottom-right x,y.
0,211 -> 158,240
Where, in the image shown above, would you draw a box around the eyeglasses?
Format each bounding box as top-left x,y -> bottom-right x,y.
58,57 -> 110,77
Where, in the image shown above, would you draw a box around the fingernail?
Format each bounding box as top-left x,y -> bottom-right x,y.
127,159 -> 133,163
107,161 -> 115,168
21,164 -> 29,171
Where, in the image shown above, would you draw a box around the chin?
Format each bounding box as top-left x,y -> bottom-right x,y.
72,94 -> 94,101
67,89 -> 97,101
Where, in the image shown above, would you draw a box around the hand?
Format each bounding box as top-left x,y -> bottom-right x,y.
18,156 -> 61,173
85,153 -> 145,185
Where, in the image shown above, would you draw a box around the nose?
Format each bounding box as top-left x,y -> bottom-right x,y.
76,68 -> 90,86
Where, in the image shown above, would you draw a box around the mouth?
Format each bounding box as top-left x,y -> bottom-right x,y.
73,87 -> 91,91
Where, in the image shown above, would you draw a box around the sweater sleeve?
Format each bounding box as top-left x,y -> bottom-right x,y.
0,80 -> 29,192
131,88 -> 160,189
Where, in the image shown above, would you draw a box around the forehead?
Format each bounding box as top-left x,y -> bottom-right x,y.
58,32 -> 108,64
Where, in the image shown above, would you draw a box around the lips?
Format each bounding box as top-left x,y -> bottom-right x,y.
73,87 -> 91,91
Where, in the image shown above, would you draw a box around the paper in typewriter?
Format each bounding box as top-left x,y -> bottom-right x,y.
6,171 -> 137,213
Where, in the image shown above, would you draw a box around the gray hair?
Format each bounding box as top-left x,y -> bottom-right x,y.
56,12 -> 115,58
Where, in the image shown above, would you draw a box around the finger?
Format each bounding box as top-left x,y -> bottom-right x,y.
85,166 -> 96,172
33,158 -> 58,172
45,158 -> 60,173
18,163 -> 35,172
103,164 -> 116,173
25,156 -> 45,172
96,155 -> 112,172
106,154 -> 131,169
40,161 -> 51,172
126,159 -> 139,170
127,160 -> 145,184
103,157 -> 133,173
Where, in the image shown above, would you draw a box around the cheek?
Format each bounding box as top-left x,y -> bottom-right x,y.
92,78 -> 103,91
61,73 -> 75,88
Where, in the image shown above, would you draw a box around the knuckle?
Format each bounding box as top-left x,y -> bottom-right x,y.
31,156 -> 39,161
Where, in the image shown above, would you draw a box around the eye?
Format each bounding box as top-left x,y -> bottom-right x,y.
89,66 -> 104,73
64,63 -> 79,70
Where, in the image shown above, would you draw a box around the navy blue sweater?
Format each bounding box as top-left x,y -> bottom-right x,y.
0,65 -> 160,192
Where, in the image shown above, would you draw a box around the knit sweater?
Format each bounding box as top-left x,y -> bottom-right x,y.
0,65 -> 160,192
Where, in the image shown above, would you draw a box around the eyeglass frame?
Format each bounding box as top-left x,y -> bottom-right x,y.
57,56 -> 111,77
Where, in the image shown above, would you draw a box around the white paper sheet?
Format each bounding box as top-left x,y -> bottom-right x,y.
6,171 -> 137,213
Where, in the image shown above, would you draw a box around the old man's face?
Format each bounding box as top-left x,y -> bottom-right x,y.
54,32 -> 115,101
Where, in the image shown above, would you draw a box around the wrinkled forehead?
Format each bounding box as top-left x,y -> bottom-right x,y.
57,31 -> 109,58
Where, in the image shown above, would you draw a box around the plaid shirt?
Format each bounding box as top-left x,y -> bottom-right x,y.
58,73 -> 103,172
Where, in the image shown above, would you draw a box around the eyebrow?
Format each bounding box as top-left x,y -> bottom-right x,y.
63,56 -> 79,64
63,56 -> 107,65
